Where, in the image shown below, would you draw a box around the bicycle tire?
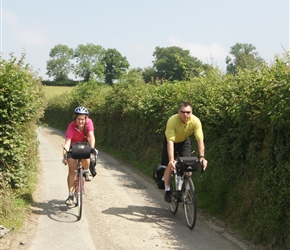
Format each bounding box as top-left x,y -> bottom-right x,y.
183,178 -> 196,229
170,174 -> 179,214
75,168 -> 83,220
73,175 -> 78,207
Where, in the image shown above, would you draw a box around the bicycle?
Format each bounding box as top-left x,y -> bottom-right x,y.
169,156 -> 204,230
63,142 -> 97,221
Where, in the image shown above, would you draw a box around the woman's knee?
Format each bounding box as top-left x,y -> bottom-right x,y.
81,159 -> 90,168
67,160 -> 76,174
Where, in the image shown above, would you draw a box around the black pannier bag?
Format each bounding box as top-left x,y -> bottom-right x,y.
71,142 -> 91,159
153,165 -> 166,189
176,156 -> 200,172
89,154 -> 97,177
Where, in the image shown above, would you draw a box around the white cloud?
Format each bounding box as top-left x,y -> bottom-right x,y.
2,8 -> 49,47
127,43 -> 155,68
168,36 -> 228,68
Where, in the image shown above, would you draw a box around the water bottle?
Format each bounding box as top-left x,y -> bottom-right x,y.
177,175 -> 183,191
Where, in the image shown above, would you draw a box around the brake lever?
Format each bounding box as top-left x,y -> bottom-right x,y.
200,160 -> 205,177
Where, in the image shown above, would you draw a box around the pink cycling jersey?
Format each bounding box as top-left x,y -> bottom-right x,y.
65,118 -> 94,145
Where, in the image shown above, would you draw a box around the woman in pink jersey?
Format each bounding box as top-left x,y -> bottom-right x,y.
62,106 -> 96,206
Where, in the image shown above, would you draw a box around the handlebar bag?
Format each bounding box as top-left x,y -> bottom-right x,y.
177,156 -> 200,172
71,142 -> 91,159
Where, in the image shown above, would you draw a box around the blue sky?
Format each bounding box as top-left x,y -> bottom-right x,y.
1,0 -> 289,79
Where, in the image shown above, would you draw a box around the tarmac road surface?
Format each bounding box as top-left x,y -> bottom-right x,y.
5,126 -> 258,250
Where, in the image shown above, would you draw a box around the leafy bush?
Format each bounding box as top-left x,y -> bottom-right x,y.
0,54 -> 45,190
0,54 -> 46,228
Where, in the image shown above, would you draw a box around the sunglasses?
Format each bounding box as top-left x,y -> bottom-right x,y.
180,110 -> 191,114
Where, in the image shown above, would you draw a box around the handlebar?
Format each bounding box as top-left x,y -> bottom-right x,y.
174,156 -> 205,175
62,146 -> 98,154
62,146 -> 98,162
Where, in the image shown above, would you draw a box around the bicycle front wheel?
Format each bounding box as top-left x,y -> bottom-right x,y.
183,178 -> 196,229
75,168 -> 83,220
170,175 -> 179,214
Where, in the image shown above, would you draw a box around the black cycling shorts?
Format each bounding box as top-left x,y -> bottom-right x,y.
160,136 -> 192,166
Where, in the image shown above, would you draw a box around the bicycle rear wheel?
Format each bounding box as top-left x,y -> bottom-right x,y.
183,178 -> 196,229
170,175 -> 179,214
74,168 -> 83,220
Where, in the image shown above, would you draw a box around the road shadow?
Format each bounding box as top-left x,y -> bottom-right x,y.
101,204 -> 202,249
102,205 -> 180,230
30,199 -> 80,223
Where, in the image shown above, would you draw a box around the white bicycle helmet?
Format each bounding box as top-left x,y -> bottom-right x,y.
74,106 -> 89,115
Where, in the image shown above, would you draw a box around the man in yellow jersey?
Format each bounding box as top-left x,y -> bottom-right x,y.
161,101 -> 208,202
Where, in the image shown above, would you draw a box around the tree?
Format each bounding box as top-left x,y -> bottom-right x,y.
102,48 -> 130,85
46,44 -> 74,82
141,66 -> 156,83
74,43 -> 106,82
118,68 -> 144,85
226,43 -> 265,75
152,46 -> 205,81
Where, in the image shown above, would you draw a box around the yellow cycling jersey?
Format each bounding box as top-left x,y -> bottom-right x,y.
165,114 -> 203,143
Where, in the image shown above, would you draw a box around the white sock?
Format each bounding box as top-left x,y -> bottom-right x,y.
165,185 -> 170,191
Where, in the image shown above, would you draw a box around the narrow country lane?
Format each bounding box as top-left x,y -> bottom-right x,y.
6,126 -> 256,250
